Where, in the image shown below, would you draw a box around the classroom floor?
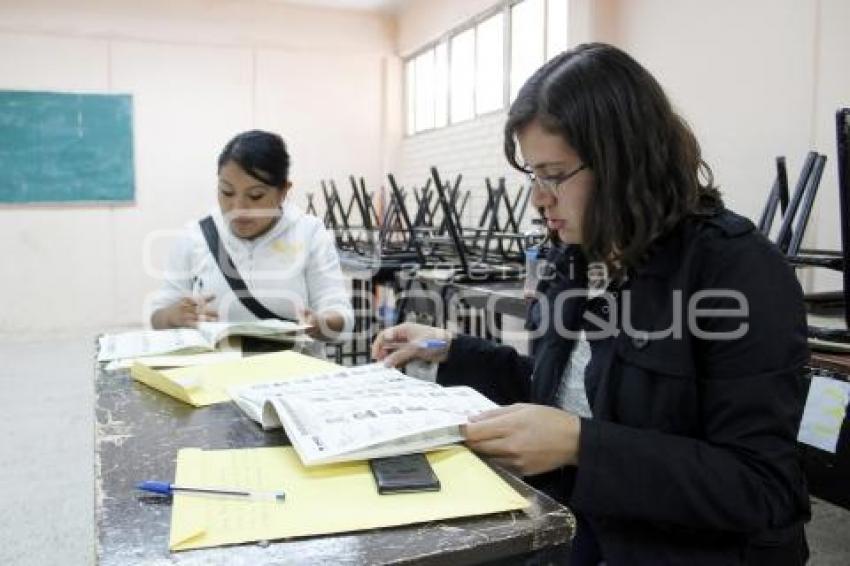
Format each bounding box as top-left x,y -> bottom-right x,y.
1,332 -> 848,565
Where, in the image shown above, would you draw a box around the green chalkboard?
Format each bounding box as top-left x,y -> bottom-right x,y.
0,90 -> 135,203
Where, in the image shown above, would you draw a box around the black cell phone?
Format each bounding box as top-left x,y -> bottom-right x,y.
369,453 -> 441,494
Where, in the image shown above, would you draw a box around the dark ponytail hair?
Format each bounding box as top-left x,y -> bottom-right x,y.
218,130 -> 290,188
505,43 -> 722,271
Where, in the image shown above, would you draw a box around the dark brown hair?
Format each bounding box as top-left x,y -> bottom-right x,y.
218,130 -> 290,188
505,42 -> 722,271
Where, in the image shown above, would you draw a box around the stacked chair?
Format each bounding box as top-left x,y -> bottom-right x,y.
306,167 -> 535,363
761,109 -> 849,345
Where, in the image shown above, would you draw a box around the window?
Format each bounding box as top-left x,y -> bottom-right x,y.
450,28 -> 475,124
547,0 -> 569,60
405,0 -> 569,135
510,0 -> 544,102
414,49 -> 435,132
404,43 -> 449,134
475,13 -> 504,115
434,42 -> 449,128
405,60 -> 415,136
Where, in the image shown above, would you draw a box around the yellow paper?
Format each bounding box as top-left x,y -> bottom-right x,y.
131,351 -> 340,407
169,445 -> 529,551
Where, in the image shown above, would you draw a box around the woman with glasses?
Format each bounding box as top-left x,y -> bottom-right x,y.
149,130 -> 353,343
373,43 -> 809,565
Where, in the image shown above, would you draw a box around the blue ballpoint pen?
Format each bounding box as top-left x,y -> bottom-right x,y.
415,339 -> 449,349
383,339 -> 448,351
137,480 -> 285,502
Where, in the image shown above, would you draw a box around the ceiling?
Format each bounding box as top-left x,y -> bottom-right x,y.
261,0 -> 407,14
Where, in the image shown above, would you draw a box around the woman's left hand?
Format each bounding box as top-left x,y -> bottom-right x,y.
298,307 -> 344,340
463,404 -> 581,476
298,307 -> 322,338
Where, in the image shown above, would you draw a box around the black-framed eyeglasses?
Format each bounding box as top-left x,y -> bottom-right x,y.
525,163 -> 587,195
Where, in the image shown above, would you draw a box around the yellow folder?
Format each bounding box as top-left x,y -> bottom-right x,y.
169,445 -> 529,551
131,351 -> 340,407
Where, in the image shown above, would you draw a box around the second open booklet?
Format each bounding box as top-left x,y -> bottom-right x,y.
97,320 -> 310,362
228,364 -> 498,466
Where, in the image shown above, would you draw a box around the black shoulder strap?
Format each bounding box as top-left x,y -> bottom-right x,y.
198,215 -> 296,322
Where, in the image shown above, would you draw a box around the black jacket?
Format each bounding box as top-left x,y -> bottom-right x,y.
438,210 -> 811,565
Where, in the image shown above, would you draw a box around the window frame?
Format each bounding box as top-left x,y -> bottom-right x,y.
403,0 -> 569,137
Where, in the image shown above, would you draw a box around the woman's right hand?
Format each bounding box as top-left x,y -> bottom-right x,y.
371,322 -> 453,368
154,294 -> 218,328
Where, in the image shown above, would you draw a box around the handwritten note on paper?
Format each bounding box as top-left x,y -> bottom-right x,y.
169,445 -> 529,551
798,374 -> 850,453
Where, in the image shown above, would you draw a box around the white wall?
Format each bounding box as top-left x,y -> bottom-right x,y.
598,0 -> 848,292
600,0 -> 817,223
396,0 -> 849,293
0,0 -> 396,333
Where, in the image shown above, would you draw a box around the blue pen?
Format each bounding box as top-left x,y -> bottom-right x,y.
383,339 -> 448,350
416,339 -> 448,349
137,480 -> 285,502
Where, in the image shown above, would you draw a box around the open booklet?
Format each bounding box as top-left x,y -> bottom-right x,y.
97,320 -> 310,362
228,364 -> 498,466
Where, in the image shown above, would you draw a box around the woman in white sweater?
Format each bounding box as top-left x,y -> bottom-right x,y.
149,130 -> 353,341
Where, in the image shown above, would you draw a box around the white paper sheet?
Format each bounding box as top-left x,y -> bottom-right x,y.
798,374 -> 850,453
97,329 -> 210,361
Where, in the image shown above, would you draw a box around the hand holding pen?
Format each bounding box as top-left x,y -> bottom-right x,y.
164,277 -> 218,327
371,322 -> 452,368
190,276 -> 218,323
